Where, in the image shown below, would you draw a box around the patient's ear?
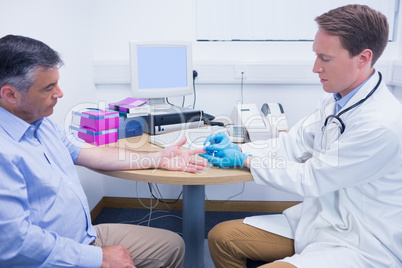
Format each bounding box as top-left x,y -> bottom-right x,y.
0,85 -> 19,104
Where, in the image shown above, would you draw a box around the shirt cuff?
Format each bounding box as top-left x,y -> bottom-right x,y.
78,243 -> 103,268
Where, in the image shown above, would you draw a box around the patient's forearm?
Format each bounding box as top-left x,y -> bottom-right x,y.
76,145 -> 161,171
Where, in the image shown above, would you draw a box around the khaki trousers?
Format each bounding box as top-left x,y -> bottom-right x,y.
208,219 -> 296,268
93,223 -> 184,268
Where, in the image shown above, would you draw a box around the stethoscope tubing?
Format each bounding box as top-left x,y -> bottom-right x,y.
322,71 -> 382,134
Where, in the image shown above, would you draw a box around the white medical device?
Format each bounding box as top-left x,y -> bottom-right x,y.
230,103 -> 288,142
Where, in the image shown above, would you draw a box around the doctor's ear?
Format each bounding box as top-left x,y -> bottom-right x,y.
357,49 -> 373,69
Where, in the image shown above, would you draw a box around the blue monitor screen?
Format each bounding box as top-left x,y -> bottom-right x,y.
137,46 -> 188,89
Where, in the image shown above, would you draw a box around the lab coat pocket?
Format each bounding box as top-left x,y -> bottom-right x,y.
321,121 -> 342,149
317,121 -> 342,167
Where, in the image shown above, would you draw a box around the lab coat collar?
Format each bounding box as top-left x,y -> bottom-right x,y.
337,70 -> 381,114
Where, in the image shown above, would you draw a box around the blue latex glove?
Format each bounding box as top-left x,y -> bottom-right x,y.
200,148 -> 248,168
203,132 -> 240,153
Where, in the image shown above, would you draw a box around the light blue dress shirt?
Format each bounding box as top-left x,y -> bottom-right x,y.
0,107 -> 102,267
333,72 -> 374,113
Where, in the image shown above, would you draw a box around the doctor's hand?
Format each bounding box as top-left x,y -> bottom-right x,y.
200,148 -> 249,168
203,132 -> 240,153
158,137 -> 208,173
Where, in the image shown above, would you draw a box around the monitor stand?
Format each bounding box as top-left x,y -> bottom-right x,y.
140,98 -> 204,135
147,98 -> 174,110
147,97 -> 202,116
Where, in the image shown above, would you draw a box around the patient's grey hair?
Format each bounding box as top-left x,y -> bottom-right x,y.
0,35 -> 63,94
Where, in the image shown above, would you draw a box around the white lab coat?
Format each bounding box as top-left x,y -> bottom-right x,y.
241,71 -> 402,268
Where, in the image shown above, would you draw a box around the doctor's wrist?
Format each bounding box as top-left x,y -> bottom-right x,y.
238,145 -> 242,152
242,154 -> 252,168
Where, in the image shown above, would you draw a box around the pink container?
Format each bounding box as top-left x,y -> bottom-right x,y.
76,109 -> 120,131
74,126 -> 118,146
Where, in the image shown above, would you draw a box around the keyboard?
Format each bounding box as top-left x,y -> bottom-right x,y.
149,126 -> 228,149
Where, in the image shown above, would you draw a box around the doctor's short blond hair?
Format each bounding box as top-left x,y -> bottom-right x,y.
315,4 -> 389,67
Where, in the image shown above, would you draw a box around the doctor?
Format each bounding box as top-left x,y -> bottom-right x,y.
202,4 -> 402,268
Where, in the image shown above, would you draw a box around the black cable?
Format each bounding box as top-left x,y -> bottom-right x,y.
165,191 -> 183,204
192,70 -> 198,109
192,79 -> 196,109
147,183 -> 183,205
166,97 -> 174,106
148,183 -> 158,200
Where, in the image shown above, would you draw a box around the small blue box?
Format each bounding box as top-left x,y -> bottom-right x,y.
118,116 -> 144,139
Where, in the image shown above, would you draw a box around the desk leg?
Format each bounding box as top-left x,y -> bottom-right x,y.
183,185 -> 205,268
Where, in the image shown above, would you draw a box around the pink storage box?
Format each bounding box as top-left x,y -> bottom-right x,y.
71,125 -> 118,146
73,108 -> 119,131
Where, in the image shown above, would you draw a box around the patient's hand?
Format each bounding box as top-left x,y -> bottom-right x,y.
158,137 -> 207,173
101,245 -> 136,268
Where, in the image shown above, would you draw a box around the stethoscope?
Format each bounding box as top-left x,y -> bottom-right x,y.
322,72 -> 382,134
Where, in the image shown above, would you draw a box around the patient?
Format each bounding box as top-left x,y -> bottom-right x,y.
0,34 -> 206,268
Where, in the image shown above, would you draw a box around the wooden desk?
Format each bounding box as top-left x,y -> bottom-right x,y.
93,135 -> 253,268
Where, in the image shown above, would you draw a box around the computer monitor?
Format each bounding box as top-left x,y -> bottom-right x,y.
129,41 -> 193,108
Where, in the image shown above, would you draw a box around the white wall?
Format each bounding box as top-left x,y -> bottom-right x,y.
93,0 -> 402,205
0,0 -> 104,208
1,0 -> 401,209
